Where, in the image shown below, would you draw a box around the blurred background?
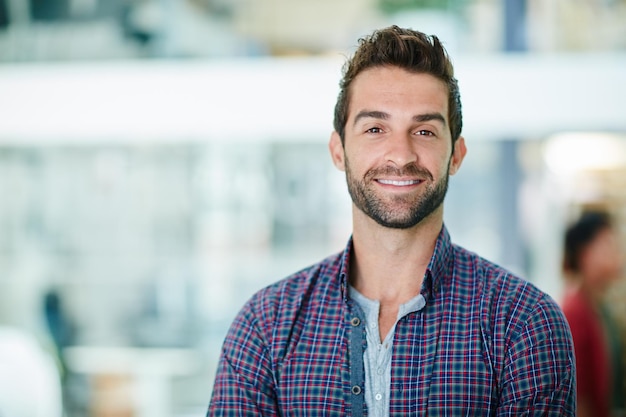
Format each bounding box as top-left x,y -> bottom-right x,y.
0,0 -> 625,416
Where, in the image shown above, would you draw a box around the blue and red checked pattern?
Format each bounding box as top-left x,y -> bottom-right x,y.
208,226 -> 576,416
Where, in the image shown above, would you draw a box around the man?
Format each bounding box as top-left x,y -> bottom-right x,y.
208,26 -> 575,416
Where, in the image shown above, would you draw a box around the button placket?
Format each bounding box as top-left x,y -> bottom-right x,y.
347,306 -> 365,415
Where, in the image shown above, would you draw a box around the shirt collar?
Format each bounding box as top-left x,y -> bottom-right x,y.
339,236 -> 353,303
425,225 -> 454,296
338,225 -> 454,302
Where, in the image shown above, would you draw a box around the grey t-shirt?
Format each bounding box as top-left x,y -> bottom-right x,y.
349,286 -> 426,417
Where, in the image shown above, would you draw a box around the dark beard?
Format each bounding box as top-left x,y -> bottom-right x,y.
345,158 -> 450,229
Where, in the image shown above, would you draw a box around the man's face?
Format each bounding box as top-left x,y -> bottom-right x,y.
329,66 -> 466,229
580,228 -> 624,290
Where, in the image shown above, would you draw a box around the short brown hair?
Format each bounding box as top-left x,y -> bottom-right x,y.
333,26 -> 462,145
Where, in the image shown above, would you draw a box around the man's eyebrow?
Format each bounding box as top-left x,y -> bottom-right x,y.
353,110 -> 389,126
413,113 -> 446,126
353,110 -> 447,126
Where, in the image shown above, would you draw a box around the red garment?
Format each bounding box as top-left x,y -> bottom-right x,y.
561,287 -> 612,417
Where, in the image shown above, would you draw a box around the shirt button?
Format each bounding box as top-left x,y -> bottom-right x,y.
377,368 -> 384,375
375,393 -> 382,401
350,317 -> 361,326
351,385 -> 362,395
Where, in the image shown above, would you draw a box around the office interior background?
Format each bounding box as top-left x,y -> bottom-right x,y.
0,0 -> 625,416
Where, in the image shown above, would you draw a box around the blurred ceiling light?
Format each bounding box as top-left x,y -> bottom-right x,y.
543,132 -> 626,175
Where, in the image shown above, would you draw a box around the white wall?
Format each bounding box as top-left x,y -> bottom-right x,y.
0,53 -> 624,145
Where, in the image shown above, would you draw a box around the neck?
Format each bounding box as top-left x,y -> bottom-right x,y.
574,279 -> 607,305
350,207 -> 443,305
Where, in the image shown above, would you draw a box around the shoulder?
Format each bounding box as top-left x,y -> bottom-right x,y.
451,245 -> 574,408
560,289 -> 597,342
452,244 -> 571,346
560,288 -> 592,321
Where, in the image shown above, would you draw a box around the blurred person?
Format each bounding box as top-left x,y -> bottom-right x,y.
208,26 -> 575,416
43,289 -> 75,351
561,211 -> 625,417
42,288 -> 78,413
43,289 -> 76,369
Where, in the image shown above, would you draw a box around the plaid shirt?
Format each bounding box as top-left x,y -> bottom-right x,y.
208,226 -> 575,416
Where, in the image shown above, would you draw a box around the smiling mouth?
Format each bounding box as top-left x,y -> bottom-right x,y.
376,179 -> 422,186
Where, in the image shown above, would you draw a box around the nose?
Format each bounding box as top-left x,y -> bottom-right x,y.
384,132 -> 418,167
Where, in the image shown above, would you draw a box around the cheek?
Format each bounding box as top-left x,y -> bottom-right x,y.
347,147 -> 379,175
581,244 -> 624,283
436,155 -> 453,178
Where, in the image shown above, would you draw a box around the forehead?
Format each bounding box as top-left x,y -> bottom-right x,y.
348,66 -> 449,121
588,227 -> 619,247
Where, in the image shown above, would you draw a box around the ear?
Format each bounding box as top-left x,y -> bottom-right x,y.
448,136 -> 467,176
329,131 -> 346,171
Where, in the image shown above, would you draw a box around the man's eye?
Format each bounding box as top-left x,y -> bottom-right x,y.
366,127 -> 383,134
416,130 -> 434,136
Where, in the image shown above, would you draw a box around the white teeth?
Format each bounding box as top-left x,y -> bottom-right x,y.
378,179 -> 419,186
